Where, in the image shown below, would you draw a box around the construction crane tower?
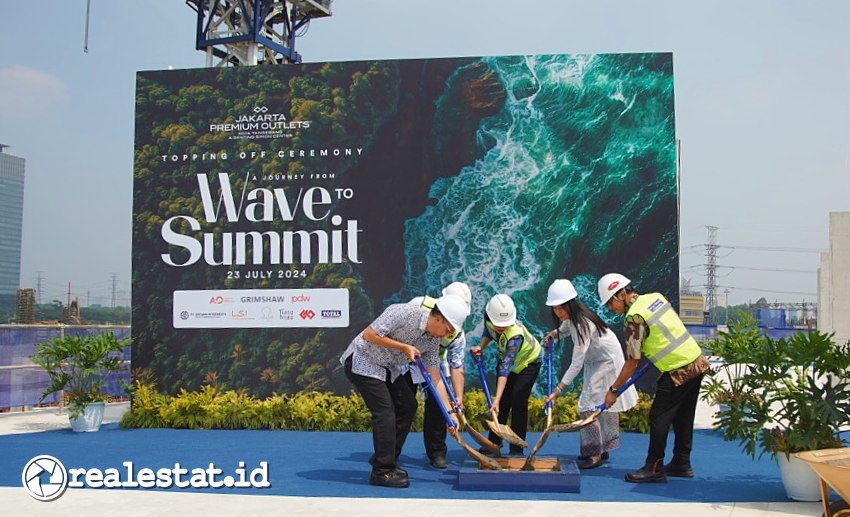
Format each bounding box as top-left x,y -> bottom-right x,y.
185,0 -> 333,66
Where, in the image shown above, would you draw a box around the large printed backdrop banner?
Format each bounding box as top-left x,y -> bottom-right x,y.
132,53 -> 679,396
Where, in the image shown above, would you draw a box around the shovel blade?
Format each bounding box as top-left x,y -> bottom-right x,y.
487,415 -> 528,448
553,409 -> 602,433
522,413 -> 554,470
460,414 -> 501,456
450,428 -> 501,470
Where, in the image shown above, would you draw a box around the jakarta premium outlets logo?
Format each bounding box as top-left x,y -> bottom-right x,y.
209,106 -> 311,135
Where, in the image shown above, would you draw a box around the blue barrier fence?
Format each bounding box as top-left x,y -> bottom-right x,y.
686,324 -> 811,343
0,325 -> 131,409
685,324 -> 719,343
0,323 -> 814,409
686,324 -> 814,357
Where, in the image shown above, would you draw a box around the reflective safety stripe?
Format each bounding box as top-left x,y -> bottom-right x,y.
627,293 -> 701,372
642,302 -> 693,365
487,321 -> 541,373
648,330 -> 694,365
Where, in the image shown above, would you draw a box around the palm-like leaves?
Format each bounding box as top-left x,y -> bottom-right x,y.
30,333 -> 129,419
703,314 -> 850,459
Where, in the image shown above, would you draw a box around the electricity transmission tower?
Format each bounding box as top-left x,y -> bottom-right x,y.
36,271 -> 45,305
110,273 -> 118,308
704,226 -> 719,312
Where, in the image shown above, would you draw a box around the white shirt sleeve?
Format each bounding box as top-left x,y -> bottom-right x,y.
559,321 -> 589,387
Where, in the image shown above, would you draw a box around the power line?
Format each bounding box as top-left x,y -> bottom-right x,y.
726,265 -> 815,274
684,264 -> 734,277
718,245 -> 823,253
684,229 -> 819,306
685,264 -> 816,274
715,285 -> 817,296
683,243 -> 824,254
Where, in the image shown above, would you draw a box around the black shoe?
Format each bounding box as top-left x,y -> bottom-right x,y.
578,451 -> 610,461
663,463 -> 694,478
625,461 -> 667,483
578,455 -> 604,469
394,466 -> 408,477
478,446 -> 499,456
429,455 -> 448,469
369,469 -> 410,488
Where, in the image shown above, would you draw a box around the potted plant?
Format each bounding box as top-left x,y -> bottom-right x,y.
31,331 -> 129,432
702,314 -> 850,501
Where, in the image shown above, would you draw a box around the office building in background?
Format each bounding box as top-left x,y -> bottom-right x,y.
0,144 -> 25,309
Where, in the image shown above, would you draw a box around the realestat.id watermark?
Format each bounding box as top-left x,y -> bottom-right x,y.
22,455 -> 270,502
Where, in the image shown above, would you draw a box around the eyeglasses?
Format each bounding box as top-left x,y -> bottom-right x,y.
606,296 -> 619,309
443,317 -> 455,335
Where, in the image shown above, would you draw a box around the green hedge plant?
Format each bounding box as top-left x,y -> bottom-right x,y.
121,381 -> 652,433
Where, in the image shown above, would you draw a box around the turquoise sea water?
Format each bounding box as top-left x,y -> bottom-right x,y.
392,54 -> 678,357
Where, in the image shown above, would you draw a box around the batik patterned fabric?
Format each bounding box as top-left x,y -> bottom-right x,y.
579,411 -> 621,457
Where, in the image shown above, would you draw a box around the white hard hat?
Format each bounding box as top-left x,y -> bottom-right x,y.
546,279 -> 578,306
486,294 -> 516,327
442,282 -> 472,315
598,273 -> 631,305
435,294 -> 468,331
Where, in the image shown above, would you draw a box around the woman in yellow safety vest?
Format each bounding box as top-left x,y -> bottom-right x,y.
469,293 -> 542,455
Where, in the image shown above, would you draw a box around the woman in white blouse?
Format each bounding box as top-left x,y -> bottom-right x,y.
543,279 -> 638,469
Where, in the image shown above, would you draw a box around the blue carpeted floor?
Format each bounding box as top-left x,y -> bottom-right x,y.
2,425 -> 791,502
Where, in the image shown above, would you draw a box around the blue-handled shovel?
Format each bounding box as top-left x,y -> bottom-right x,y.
470,351 -> 528,449
438,366 -> 501,456
554,362 -> 651,433
522,336 -> 556,470
414,357 -> 501,470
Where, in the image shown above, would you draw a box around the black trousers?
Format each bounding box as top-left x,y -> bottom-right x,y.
422,386 -> 448,460
344,357 -> 417,474
645,370 -> 705,466
487,360 -> 541,453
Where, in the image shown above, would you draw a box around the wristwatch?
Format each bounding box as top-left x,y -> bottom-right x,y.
608,385 -> 619,394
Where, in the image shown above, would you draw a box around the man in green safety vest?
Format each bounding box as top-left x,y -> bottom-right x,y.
406,282 -> 472,469
599,273 -> 709,483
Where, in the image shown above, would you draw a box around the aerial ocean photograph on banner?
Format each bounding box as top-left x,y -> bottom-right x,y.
131,52 -> 678,396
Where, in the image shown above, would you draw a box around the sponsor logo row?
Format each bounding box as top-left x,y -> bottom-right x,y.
179,308 -> 343,321
208,294 -> 313,305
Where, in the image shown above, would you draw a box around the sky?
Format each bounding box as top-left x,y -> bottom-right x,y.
0,0 -> 848,308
